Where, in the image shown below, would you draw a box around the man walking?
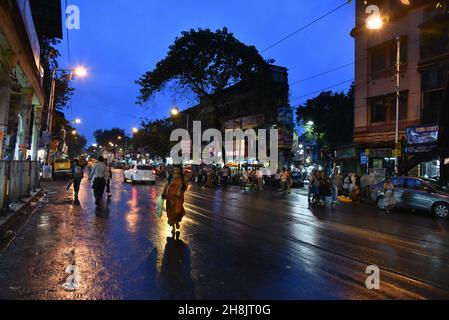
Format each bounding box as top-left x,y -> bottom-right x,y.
69,159 -> 84,204
89,156 -> 107,206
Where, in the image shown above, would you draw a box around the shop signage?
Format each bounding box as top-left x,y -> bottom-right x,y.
224,114 -> 265,130
406,125 -> 439,154
368,148 -> 392,158
360,151 -> 368,165
336,147 -> 356,160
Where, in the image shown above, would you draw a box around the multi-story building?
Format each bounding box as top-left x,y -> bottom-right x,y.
1,0 -> 62,210
350,0 -> 449,178
175,65 -> 294,169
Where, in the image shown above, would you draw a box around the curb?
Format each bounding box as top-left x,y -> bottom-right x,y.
0,188 -> 45,239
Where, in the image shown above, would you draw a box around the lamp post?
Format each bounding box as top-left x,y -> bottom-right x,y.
366,12 -> 401,174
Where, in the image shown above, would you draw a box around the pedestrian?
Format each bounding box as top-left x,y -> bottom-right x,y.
256,168 -> 264,192
69,159 -> 84,204
105,162 -> 113,199
350,174 -> 362,202
343,173 -> 351,197
383,177 -> 395,214
312,170 -> 321,204
274,169 -> 281,190
89,156 -> 107,206
308,169 -> 316,203
280,168 -> 290,196
329,169 -> 342,205
162,165 -> 188,235
318,171 -> 331,204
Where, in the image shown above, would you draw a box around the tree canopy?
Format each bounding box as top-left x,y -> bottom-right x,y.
296,84 -> 354,148
94,128 -> 127,150
136,27 -> 272,118
133,119 -> 175,158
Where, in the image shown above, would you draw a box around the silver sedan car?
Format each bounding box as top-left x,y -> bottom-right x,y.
370,177 -> 449,219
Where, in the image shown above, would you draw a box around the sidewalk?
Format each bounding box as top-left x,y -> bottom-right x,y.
0,187 -> 45,250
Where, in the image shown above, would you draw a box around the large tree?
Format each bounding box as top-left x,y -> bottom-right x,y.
136,28 -> 273,125
93,128 -> 127,151
133,119 -> 175,158
296,84 -> 354,149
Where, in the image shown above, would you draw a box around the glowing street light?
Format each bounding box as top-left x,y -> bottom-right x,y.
132,128 -> 139,134
366,15 -> 383,30
74,118 -> 82,125
73,66 -> 88,78
71,130 -> 77,136
118,136 -> 122,140
307,121 -> 314,126
171,107 -> 180,116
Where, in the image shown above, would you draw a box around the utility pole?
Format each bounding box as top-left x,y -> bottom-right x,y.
394,36 -> 401,175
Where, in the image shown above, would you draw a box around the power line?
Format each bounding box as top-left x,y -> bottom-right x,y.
290,79 -> 354,102
290,62 -> 354,86
289,37 -> 423,102
261,1 -> 350,53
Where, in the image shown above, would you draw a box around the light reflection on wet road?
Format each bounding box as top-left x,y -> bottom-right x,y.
1,170 -> 449,299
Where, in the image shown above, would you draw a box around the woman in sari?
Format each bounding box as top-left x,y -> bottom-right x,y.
383,177 -> 395,213
162,165 -> 188,234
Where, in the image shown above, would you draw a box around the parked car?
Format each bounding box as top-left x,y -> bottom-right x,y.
53,159 -> 71,179
290,172 -> 304,188
123,164 -> 156,184
370,177 -> 449,219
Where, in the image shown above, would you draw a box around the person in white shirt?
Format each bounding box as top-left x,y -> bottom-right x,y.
89,156 -> 107,206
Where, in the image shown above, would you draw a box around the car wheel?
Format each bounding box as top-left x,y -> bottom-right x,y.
433,203 -> 449,219
376,196 -> 386,210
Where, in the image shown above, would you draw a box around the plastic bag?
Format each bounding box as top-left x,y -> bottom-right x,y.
156,195 -> 165,218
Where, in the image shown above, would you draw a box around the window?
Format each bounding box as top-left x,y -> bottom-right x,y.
390,92 -> 408,121
369,37 -> 408,78
423,89 -> 445,125
421,22 -> 449,60
370,91 -> 408,124
370,97 -> 387,123
404,179 -> 428,191
392,178 -> 405,187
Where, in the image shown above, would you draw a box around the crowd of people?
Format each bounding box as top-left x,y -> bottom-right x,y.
67,156 -> 113,206
157,164 -> 296,195
307,169 -> 379,206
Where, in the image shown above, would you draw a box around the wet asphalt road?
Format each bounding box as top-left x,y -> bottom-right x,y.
1,170 -> 449,300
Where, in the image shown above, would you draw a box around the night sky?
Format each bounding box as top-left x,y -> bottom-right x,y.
57,0 -> 355,145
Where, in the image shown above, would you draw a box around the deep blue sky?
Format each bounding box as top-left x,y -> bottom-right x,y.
57,0 -> 355,145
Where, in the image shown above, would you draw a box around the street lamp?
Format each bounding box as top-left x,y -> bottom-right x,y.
71,130 -> 77,136
170,106 -> 189,131
366,9 -> 401,174
73,118 -> 82,125
132,127 -> 139,134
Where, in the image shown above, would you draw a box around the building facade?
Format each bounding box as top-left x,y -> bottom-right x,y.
0,0 -> 62,161
351,0 -> 449,178
177,65 -> 294,170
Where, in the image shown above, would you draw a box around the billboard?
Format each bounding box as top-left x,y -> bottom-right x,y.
406,125 -> 439,154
